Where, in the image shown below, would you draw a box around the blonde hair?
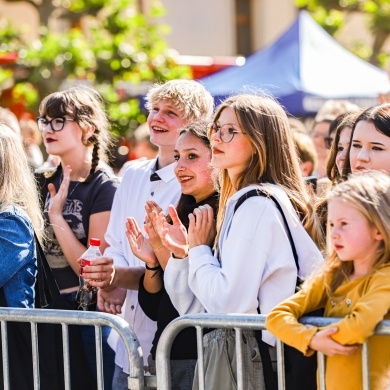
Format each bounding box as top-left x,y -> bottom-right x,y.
0,124 -> 44,243
213,94 -> 323,248
324,171 -> 390,295
145,80 -> 214,122
39,86 -> 113,182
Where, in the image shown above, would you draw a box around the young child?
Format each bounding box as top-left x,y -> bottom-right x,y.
266,170 -> 390,390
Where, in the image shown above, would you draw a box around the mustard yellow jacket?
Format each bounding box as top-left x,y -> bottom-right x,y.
266,263 -> 390,390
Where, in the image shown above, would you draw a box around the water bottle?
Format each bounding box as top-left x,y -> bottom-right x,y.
76,237 -> 101,311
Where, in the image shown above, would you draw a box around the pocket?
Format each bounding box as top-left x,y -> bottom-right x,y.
199,331 -> 238,390
223,334 -> 239,388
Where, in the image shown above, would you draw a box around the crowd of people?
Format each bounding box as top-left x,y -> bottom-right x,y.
1,80 -> 390,390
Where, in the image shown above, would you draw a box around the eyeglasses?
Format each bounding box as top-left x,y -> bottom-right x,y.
37,116 -> 74,132
208,122 -> 246,143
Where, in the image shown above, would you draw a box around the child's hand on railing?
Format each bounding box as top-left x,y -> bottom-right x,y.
309,327 -> 359,356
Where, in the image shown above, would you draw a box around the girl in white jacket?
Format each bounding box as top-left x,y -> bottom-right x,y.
155,94 -> 324,390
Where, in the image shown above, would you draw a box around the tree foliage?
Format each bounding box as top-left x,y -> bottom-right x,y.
296,0 -> 390,67
0,0 -> 191,136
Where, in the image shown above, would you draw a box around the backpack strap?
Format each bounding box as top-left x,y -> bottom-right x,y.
234,188 -> 299,272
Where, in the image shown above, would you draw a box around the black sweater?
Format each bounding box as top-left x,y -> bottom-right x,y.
138,193 -> 219,359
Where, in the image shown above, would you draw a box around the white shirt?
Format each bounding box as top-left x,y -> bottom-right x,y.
104,158 -> 181,373
164,184 -> 323,346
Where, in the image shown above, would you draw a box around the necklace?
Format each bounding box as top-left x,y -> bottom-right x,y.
59,174 -> 81,199
68,181 -> 81,199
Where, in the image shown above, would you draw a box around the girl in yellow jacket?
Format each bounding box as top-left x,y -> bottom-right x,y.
266,170 -> 390,390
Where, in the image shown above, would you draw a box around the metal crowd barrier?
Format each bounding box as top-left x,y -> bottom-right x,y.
156,313 -> 390,390
0,307 -> 145,390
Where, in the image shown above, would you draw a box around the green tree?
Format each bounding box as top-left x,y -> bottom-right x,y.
296,0 -> 390,67
0,0 -> 191,136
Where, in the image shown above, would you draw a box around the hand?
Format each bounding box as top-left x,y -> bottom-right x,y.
309,327 -> 359,356
81,256 -> 115,288
145,201 -> 165,251
47,165 -> 71,221
125,217 -> 159,266
152,205 -> 189,259
97,286 -> 126,315
188,204 -> 216,249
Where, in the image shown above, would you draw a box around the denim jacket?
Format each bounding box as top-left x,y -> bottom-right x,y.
0,205 -> 36,308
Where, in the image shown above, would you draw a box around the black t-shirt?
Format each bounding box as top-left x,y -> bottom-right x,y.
37,167 -> 119,290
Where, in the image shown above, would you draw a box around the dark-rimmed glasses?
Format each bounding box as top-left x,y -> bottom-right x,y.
37,116 -> 74,132
208,122 -> 246,143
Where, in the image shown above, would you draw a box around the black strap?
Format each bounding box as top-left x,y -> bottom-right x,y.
255,307 -> 277,390
34,233 -> 62,309
234,189 -> 299,390
234,188 -> 299,272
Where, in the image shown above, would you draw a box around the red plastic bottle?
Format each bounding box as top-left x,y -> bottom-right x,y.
76,238 -> 101,311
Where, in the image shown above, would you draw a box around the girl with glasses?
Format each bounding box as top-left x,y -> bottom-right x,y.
154,94 -> 324,390
35,85 -> 119,389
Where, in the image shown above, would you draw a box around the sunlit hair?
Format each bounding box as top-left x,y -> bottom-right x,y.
343,103 -> 390,177
39,85 -> 113,182
0,124 -> 44,243
212,94 -> 323,249
145,80 -> 214,122
323,171 -> 390,296
326,111 -> 360,183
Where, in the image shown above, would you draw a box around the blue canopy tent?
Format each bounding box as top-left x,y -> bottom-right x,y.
198,11 -> 390,116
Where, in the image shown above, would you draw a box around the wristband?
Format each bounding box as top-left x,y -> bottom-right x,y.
145,264 -> 161,271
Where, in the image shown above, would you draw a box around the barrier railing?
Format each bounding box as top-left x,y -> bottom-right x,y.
0,307 -> 145,390
4,308 -> 389,389
156,313 -> 390,390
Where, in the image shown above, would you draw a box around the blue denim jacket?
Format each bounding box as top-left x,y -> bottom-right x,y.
0,205 -> 36,308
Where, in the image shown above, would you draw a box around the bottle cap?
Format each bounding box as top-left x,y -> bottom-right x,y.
89,238 -> 101,246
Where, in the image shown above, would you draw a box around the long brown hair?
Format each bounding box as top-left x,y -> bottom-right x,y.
326,112 -> 360,183
213,94 -> 323,248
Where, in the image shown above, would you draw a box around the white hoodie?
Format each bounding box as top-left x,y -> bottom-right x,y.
164,183 -> 323,346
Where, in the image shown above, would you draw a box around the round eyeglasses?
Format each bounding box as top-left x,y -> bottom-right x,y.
208,122 -> 246,143
37,116 -> 74,132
